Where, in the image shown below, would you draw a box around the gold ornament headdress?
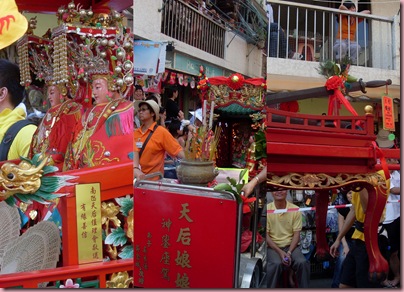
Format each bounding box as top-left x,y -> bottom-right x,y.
17,17 -> 71,97
52,1 -> 134,100
17,30 -> 52,86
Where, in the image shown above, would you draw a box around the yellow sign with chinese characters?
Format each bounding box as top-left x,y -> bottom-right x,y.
75,183 -> 103,264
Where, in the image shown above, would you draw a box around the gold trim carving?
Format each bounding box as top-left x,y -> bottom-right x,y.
266,172 -> 387,191
209,84 -> 264,108
106,271 -> 133,288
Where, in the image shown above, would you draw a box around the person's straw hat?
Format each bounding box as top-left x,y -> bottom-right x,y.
0,202 -> 20,269
376,129 -> 394,148
135,100 -> 160,121
0,0 -> 28,50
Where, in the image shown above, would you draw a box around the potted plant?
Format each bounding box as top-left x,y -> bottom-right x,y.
176,125 -> 221,186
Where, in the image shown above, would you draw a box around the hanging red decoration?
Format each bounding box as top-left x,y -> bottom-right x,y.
168,72 -> 176,85
177,73 -> 184,86
183,75 -> 189,86
197,77 -> 209,91
162,71 -> 169,82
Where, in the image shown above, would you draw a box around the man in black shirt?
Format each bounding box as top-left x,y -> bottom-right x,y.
165,87 -> 183,123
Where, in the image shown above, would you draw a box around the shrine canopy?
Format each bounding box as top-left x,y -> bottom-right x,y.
198,73 -> 266,116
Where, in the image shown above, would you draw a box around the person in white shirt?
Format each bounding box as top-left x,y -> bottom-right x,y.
382,168 -> 400,288
266,3 -> 274,23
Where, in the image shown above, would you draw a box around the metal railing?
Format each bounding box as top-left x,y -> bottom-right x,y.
267,0 -> 395,69
161,0 -> 226,58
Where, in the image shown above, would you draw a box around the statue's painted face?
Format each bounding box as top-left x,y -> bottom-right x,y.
47,85 -> 62,107
92,78 -> 110,104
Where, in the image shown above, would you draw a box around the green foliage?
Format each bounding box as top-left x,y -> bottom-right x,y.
214,168 -> 248,204
254,129 -> 267,160
115,196 -> 133,217
317,58 -> 358,82
118,245 -> 133,259
105,226 -> 127,246
317,60 -> 341,78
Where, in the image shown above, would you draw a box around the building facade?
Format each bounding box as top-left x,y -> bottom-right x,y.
266,0 -> 400,118
134,0 -> 267,112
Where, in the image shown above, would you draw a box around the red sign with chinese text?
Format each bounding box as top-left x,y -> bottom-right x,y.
382,95 -> 395,131
134,185 -> 238,288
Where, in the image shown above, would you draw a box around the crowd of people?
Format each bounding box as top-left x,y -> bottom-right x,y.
267,1 -> 370,63
183,0 -> 239,26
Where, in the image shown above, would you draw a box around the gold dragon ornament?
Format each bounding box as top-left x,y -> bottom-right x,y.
0,154 -> 76,206
0,157 -> 47,201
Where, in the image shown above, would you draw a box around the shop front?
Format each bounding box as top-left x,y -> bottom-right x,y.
134,47 -> 235,116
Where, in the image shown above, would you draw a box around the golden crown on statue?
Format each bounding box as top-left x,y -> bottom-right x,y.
52,0 -> 134,98
16,31 -> 61,90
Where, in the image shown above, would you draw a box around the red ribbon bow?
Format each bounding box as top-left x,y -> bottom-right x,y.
325,75 -> 345,91
326,76 -> 358,116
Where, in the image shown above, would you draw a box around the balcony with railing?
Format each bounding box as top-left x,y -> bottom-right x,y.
267,0 -> 398,69
161,0 -> 227,58
266,0 -> 400,98
160,0 -> 268,59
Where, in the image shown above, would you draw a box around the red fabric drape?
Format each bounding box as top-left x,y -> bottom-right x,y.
372,141 -> 391,180
327,89 -> 358,116
325,76 -> 358,116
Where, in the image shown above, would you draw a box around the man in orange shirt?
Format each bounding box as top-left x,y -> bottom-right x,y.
333,1 -> 370,63
133,100 -> 184,180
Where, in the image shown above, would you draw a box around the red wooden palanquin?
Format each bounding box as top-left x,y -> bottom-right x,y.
0,1 -> 134,287
0,162 -> 134,288
265,94 -> 399,283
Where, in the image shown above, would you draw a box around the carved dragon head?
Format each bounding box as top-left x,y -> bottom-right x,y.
0,154 -> 76,205
0,157 -> 48,201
